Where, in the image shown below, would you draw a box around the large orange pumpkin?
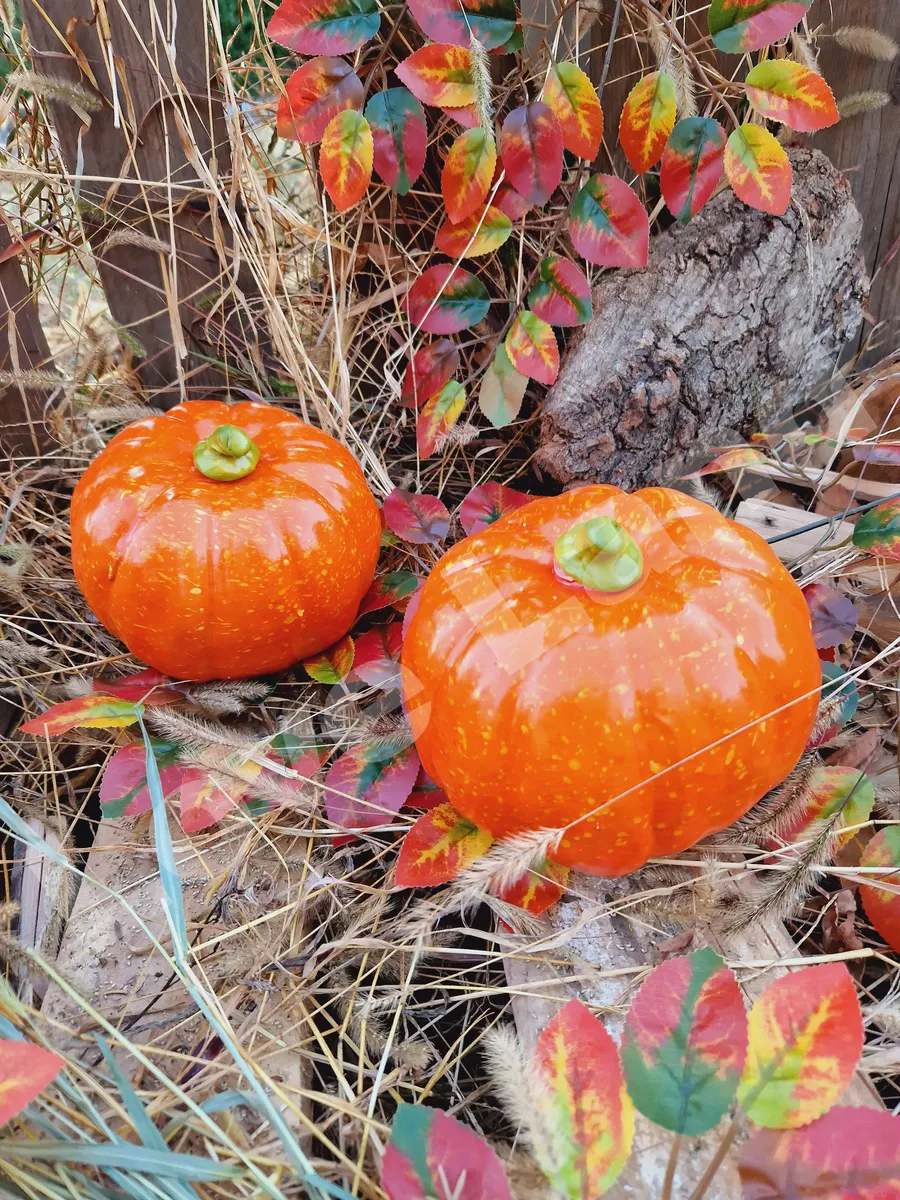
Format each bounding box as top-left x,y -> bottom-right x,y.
402,486 -> 821,876
71,400 -> 381,681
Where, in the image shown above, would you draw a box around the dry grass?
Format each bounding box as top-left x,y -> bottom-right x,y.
1,2 -> 900,1197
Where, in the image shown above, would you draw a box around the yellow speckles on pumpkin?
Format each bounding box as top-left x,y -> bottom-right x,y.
649,760 -> 661,773
569,759 -> 581,770
725,745 -> 735,765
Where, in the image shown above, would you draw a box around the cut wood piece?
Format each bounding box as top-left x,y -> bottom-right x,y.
538,148 -> 868,491
505,869 -> 882,1200
734,497 -> 855,562
10,817 -> 70,1005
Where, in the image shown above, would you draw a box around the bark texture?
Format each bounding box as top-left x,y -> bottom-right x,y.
538,148 -> 869,490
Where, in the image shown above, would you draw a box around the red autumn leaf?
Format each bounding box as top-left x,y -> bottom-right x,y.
267,0 -> 380,56
500,102 -> 564,207
533,999 -> 635,1196
859,827 -> 900,953
708,0 -> 812,54
404,264 -> 490,335
99,740 -> 188,819
417,380 -> 467,458
406,0 -> 516,51
505,311 -> 559,385
276,56 -> 363,144
619,70 -> 677,174
542,60 -> 603,160
383,1103 -> 514,1200
365,87 -> 428,195
402,339 -> 461,408
744,60 -> 838,132
660,116 -> 726,224
396,802 -> 493,886
320,109 -> 373,210
621,947 -> 748,1135
527,255 -> 592,326
91,669 -> 182,706
725,124 -> 792,216
440,103 -> 481,129
21,694 -> 142,737
407,765 -> 448,810
358,570 -> 421,616
493,180 -> 531,220
383,488 -> 451,544
737,962 -> 862,1129
459,480 -> 532,534
303,633 -> 355,683
738,1106 -> 900,1199
682,447 -> 768,478
0,1039 -> 64,1126
353,623 -> 403,688
495,856 -> 569,913
434,205 -> 512,258
442,128 -> 497,224
324,739 -> 420,828
764,765 -> 874,861
803,583 -> 858,649
568,174 -> 649,268
179,768 -> 249,833
395,44 -> 474,109
852,498 -> 900,561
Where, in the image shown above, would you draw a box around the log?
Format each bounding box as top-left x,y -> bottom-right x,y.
538,148 -> 869,491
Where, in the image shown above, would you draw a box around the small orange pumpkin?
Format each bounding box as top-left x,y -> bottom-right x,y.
71,400 -> 381,681
402,485 -> 821,876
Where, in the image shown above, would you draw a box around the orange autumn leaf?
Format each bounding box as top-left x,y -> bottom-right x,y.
396,802 -> 492,886
442,128 -> 497,224
505,311 -> 559,385
618,70 -> 677,174
395,43 -> 474,109
724,124 -> 792,215
542,60 -> 603,160
682,446 -> 768,478
20,694 -> 143,736
0,1039 -> 64,1126
417,379 -> 467,457
495,857 -> 569,913
737,962 -> 862,1129
745,60 -> 838,132
320,109 -> 373,210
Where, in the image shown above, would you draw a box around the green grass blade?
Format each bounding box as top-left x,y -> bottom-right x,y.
0,1141 -> 242,1180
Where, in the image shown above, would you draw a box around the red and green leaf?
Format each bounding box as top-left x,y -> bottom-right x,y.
660,116 -> 726,224
859,827 -> 900,954
406,0 -> 516,51
493,180 -> 531,221
621,947 -> 748,1135
619,71 -> 677,174
396,802 -> 493,886
852,497 -> 900,561
803,583 -> 858,649
435,205 -> 512,258
459,480 -> 532,534
737,963 -> 863,1129
495,857 -> 569,914
358,571 -> 421,616
180,769 -> 251,833
382,1102 -> 514,1200
738,1106 -> 900,1199
542,60 -> 603,160
682,447 -> 768,478
478,342 -> 528,428
395,44 -> 474,109
320,109 -> 372,210
91,669 -> 183,706
442,128 -> 497,223
365,87 -> 427,195
708,0 -> 812,54
568,174 -> 649,268
405,264 -> 490,334
0,1039 -> 64,1126
500,102 -> 564,207
402,339 -> 460,408
267,0 -> 380,56
724,124 -> 792,216
770,765 -> 874,858
353,623 -> 403,688
527,255 -> 592,326
383,488 -> 451,544
407,766 -> 447,811
324,739 -> 420,828
417,380 -> 467,457
99,739 -> 187,819
21,694 -> 142,736
505,310 -> 559,384
303,633 -> 355,683
276,56 -> 363,144
745,60 -> 838,131
533,999 -> 635,1198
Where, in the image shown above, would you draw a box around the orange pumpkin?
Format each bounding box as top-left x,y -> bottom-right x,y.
402,486 -> 820,876
71,400 -> 381,681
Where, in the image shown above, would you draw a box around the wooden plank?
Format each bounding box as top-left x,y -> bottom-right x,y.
10,818 -> 68,1006
734,497 -> 855,561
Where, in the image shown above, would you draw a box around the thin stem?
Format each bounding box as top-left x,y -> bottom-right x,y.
688,1119 -> 740,1200
662,1133 -> 682,1200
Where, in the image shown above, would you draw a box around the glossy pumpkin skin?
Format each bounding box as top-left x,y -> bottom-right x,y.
402,485 -> 821,876
71,401 -> 381,681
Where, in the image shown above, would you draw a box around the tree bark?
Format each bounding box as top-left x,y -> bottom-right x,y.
538,148 -> 868,490
21,0 -> 240,406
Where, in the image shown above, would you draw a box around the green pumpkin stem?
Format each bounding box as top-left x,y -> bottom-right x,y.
193,425 -> 260,482
554,516 -> 643,592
